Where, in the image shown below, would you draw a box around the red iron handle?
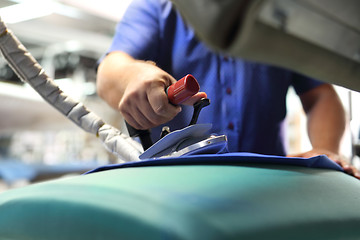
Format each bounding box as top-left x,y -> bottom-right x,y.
167,74 -> 200,105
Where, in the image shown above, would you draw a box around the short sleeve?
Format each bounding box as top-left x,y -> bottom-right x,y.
107,0 -> 161,61
291,72 -> 325,95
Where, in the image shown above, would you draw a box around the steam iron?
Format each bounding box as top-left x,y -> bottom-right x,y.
140,124 -> 228,159
127,75 -> 229,160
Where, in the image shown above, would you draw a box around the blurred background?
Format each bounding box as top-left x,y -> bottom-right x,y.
0,0 -> 132,191
0,0 -> 359,191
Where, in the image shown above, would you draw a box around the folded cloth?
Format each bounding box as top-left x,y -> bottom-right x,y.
86,152 -> 343,174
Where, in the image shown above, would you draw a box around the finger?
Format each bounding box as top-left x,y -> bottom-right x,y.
286,153 -> 302,158
121,110 -> 143,130
354,172 -> 360,180
343,165 -> 358,176
325,153 -> 342,163
333,159 -> 346,168
147,83 -> 181,117
287,152 -> 317,158
138,96 -> 179,127
181,92 -> 208,105
119,97 -> 155,130
127,89 -> 179,129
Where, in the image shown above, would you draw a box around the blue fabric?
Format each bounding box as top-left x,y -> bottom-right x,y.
104,0 -> 324,155
86,152 -> 344,174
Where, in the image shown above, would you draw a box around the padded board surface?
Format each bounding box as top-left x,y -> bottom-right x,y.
0,157 -> 360,239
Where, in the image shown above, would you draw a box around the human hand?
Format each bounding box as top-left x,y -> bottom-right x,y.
119,61 -> 206,130
287,149 -> 360,179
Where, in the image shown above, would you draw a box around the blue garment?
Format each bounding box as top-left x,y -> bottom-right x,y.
104,0 -> 324,155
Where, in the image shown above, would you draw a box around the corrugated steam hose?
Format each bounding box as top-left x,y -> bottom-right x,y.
0,17 -> 142,162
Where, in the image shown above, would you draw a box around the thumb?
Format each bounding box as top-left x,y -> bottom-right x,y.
181,92 -> 208,105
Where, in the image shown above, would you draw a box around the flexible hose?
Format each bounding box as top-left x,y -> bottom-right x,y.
0,17 -> 141,162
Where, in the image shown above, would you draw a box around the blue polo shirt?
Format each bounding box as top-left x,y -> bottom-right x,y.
104,0 -> 324,155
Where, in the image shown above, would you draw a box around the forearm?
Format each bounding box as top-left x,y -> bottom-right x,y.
304,85 -> 346,153
294,84 -> 359,179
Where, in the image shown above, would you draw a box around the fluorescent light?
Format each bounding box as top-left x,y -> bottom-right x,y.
0,82 -> 42,101
60,0 -> 133,21
0,1 -> 56,24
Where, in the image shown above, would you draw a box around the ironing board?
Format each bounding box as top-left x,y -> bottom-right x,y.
0,153 -> 360,240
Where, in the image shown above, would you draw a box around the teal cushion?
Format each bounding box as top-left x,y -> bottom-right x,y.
0,163 -> 360,239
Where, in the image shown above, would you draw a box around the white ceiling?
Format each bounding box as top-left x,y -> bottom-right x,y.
0,0 -> 133,55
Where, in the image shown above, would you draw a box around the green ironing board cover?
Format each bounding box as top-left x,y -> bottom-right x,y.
0,155 -> 360,239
